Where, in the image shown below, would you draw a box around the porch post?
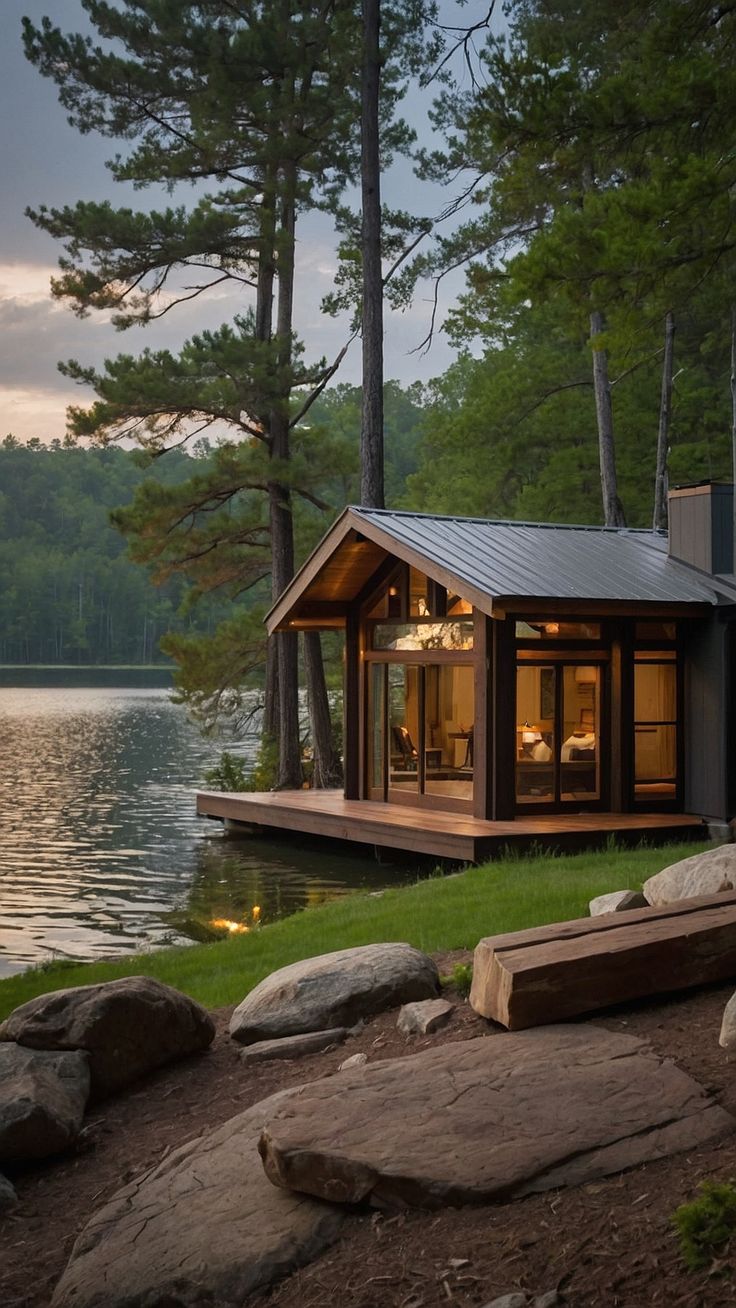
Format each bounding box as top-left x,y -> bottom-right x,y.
492,615 -> 516,820
344,607 -> 361,799
473,611 -> 493,819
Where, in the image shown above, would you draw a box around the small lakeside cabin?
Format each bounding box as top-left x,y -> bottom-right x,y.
197,482 -> 736,861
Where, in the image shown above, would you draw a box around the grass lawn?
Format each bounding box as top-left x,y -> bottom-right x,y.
0,839 -> 710,1020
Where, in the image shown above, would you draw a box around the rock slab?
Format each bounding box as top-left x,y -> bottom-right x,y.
0,1042 -> 90,1162
239,1028 -> 348,1064
589,890 -> 648,916
259,1026 -> 733,1210
51,1090 -> 344,1308
643,844 -> 736,906
0,976 -> 215,1098
397,998 -> 454,1035
230,943 -> 440,1045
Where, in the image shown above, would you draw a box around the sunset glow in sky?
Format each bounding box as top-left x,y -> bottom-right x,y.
0,0 -> 487,444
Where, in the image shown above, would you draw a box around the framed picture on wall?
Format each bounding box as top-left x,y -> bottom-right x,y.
540,667 -> 555,720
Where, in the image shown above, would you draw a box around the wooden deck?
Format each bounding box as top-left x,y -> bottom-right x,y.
196,789 -> 706,862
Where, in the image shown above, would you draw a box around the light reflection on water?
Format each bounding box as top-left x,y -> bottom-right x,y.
0,687 -> 415,978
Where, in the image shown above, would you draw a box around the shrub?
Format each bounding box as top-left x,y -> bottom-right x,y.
441,962 -> 473,998
672,1180 -> 736,1270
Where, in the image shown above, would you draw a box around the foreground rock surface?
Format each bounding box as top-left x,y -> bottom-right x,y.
51,1090 -> 344,1308
0,977 -> 215,1097
643,845 -> 736,906
0,1042 -> 90,1162
230,943 -> 440,1044
260,1026 -> 732,1209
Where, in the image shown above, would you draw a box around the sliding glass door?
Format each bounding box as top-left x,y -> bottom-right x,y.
366,661 -> 474,810
515,662 -> 604,808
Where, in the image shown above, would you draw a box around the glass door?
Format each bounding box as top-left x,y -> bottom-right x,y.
516,663 -> 603,808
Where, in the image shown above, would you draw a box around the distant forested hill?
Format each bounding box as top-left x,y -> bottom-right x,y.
0,438 -> 230,665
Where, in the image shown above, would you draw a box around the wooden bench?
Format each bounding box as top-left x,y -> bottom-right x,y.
470,891 -> 736,1030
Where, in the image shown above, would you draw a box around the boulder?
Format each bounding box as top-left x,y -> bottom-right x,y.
0,1171 -> 18,1211
0,976 -> 215,1098
643,845 -> 736,907
589,890 -> 648,916
719,991 -> 736,1048
239,1028 -> 348,1065
0,1042 -> 90,1162
259,1025 -> 732,1210
51,1090 -> 344,1308
230,943 -> 440,1045
397,998 -> 454,1035
338,1052 -> 368,1071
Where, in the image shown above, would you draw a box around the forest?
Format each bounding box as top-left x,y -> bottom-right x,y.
12,0 -> 736,779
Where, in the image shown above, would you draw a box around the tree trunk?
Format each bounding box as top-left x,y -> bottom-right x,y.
653,310 -> 675,531
360,0 -> 384,509
257,173 -> 281,753
731,305 -> 736,574
590,310 -> 626,527
269,158 -> 302,789
303,631 -> 343,788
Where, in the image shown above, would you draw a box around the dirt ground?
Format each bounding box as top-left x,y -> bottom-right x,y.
3,952 -> 736,1308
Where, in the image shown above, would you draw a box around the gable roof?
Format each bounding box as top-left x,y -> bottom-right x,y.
266,506 -> 736,633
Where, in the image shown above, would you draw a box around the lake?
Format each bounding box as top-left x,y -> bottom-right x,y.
0,684 -> 419,978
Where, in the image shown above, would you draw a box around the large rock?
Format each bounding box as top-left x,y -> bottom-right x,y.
589,890 -> 648,916
719,991 -> 736,1048
0,976 -> 215,1098
0,1042 -> 90,1162
643,845 -> 736,907
230,943 -> 440,1045
51,1090 -> 344,1308
239,1028 -> 348,1065
259,1026 -> 732,1210
0,1171 -> 18,1211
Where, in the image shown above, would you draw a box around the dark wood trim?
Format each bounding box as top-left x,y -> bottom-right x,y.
492,616 -> 517,819
727,622 -> 736,819
507,598 -> 710,618
473,611 -> 493,819
363,649 -> 474,665
516,649 -> 610,663
344,607 -> 361,799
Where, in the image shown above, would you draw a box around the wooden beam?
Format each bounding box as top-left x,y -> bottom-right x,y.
471,892 -> 736,1030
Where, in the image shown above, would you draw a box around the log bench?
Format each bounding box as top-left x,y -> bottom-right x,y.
470,891 -> 736,1030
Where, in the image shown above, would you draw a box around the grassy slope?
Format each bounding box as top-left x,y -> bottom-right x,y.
0,840 -> 709,1020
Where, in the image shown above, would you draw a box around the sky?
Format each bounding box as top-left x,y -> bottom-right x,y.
0,0 -> 493,444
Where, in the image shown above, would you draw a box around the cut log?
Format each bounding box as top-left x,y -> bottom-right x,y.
471,891 -> 736,1030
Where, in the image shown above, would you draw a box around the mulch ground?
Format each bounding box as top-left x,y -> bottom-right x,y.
3,951 -> 736,1308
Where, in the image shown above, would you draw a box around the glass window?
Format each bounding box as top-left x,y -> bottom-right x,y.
516,620 -> 601,641
371,622 -> 473,651
368,664 -> 385,793
516,665 -> 555,803
409,568 -> 430,618
388,665 -> 420,794
560,666 -> 600,801
447,593 -> 473,616
424,665 -> 474,801
634,659 -> 677,797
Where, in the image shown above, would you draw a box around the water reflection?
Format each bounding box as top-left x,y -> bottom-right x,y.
0,687 -> 419,977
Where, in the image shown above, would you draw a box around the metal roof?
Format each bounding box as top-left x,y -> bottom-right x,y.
265,505 -> 736,633
349,507 -> 736,607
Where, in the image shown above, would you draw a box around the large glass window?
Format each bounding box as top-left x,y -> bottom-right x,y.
516,665 -> 555,803
634,656 -> 677,798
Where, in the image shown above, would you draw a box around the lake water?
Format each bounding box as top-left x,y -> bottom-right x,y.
0,685 -> 418,978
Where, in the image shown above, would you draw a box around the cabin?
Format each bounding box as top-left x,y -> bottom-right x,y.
198,482 -> 736,861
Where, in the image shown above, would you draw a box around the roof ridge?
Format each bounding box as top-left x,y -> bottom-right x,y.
350,506 -> 663,536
